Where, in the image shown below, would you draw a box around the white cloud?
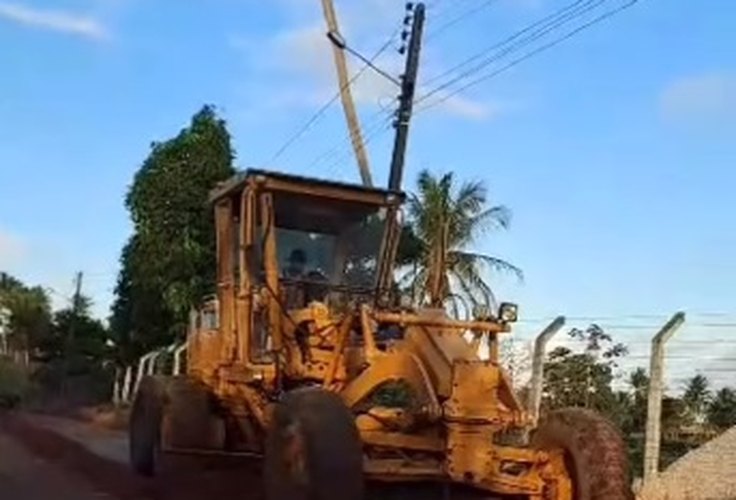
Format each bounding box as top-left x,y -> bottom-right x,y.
420,92 -> 501,121
231,16 -> 493,121
0,229 -> 26,268
660,72 -> 736,125
0,2 -> 109,40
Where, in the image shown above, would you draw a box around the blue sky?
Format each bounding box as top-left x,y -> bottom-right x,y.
0,0 -> 734,388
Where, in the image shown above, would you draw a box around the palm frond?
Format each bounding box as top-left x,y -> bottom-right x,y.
451,265 -> 497,310
453,250 -> 524,282
471,205 -> 511,232
455,179 -> 486,215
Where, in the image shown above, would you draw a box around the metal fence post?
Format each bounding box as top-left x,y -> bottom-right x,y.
173,342 -> 188,376
121,365 -> 133,403
643,311 -> 686,484
526,316 -> 566,424
132,350 -> 157,398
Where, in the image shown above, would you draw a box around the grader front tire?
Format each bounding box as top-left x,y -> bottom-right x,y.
129,375 -> 225,477
532,408 -> 634,500
264,387 -> 364,500
129,375 -> 166,476
162,376 -> 225,450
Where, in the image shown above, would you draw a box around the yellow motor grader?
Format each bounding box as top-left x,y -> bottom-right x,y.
129,168 -> 633,500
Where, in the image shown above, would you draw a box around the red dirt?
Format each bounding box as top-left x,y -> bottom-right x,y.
0,411 -> 264,500
0,411 -> 493,499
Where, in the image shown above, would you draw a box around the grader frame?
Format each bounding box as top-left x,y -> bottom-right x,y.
130,168 -> 632,500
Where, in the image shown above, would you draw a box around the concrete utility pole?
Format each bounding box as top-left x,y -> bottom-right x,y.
388,2 -> 426,192
526,316 -> 566,424
643,311 -> 686,484
62,271 -> 83,395
319,0 -> 373,187
375,3 -> 426,295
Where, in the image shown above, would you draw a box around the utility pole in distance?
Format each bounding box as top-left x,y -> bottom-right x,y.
388,2 -> 426,192
63,271 -> 83,397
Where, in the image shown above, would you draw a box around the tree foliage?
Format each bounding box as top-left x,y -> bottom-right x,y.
397,170 -> 521,308
110,105 -> 236,358
40,295 -> 110,370
0,272 -> 52,361
707,387 -> 736,430
682,374 -> 711,424
542,324 -> 629,421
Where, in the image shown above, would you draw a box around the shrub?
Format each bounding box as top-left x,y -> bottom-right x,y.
0,356 -> 32,408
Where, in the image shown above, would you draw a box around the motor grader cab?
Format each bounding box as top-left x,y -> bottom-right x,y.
130,169 -> 633,500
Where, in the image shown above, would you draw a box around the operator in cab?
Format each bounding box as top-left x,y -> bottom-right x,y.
281,248 -> 328,307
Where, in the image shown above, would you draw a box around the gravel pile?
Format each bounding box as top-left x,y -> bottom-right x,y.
639,426 -> 736,500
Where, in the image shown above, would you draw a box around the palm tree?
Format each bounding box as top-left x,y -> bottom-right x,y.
706,387 -> 736,430
683,374 -> 712,424
398,169 -> 522,309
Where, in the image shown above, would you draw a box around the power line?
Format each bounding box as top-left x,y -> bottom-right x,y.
417,0 -> 639,112
419,0 -> 613,102
305,109 -> 391,174
517,313 -> 736,326
320,114 -> 394,178
421,0 -> 597,88
264,27 -> 401,167
425,0 -> 499,41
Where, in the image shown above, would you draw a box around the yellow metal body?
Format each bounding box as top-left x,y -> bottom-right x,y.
184,169 -> 572,498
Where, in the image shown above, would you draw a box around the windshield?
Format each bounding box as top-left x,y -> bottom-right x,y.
276,210 -> 386,293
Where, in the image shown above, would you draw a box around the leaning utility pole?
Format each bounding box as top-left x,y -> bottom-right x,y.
388,2 -> 425,192
319,0 -> 373,187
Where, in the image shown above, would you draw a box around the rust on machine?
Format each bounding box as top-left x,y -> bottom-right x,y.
127,166 -> 634,500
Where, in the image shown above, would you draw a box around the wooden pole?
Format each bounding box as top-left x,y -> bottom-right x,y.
319,0 -> 373,187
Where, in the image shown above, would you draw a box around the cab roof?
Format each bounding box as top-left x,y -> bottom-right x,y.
209,168 -> 405,206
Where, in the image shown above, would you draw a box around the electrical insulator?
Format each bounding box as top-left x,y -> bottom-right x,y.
406,2 -> 414,11
403,15 -> 412,25
398,46 -> 406,55
401,30 -> 410,41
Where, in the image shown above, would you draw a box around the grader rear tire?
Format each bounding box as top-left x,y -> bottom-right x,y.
264,387 -> 364,500
532,408 -> 634,500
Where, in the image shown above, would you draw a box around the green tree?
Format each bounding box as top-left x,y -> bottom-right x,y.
682,374 -> 711,424
0,276 -> 52,363
628,367 -> 649,433
398,170 -> 521,308
40,295 -> 110,369
542,325 -> 629,425
110,105 -> 236,357
706,387 -> 736,430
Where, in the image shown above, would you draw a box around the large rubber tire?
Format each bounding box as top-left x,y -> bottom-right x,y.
264,387 -> 364,500
129,375 -> 224,477
162,376 -> 225,450
129,375 -> 166,476
531,408 -> 634,500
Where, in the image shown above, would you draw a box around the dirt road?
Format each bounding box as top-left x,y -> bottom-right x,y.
0,430 -> 114,500
0,412 -> 487,500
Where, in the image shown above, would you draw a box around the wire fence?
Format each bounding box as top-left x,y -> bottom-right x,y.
500,313 -> 736,392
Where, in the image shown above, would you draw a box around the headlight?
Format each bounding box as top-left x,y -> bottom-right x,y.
498,302 -> 518,323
